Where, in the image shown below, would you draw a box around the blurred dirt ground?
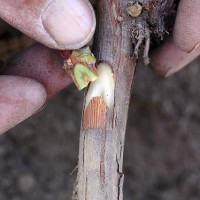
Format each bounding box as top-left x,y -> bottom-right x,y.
1,18 -> 200,200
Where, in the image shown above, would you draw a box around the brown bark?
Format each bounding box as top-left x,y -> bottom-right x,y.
73,0 -> 136,199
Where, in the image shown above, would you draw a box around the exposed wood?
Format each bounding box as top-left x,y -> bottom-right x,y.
83,97 -> 107,130
73,0 -> 137,199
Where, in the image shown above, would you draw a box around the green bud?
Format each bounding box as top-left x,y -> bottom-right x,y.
73,63 -> 98,90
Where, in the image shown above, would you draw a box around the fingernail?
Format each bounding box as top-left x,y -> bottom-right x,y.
164,42 -> 200,77
35,103 -> 46,113
165,67 -> 178,77
42,0 -> 96,49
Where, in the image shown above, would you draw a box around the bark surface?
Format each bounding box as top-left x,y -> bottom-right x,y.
74,0 -> 177,199
74,0 -> 136,199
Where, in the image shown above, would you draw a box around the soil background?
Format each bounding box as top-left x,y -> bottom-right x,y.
1,2 -> 200,199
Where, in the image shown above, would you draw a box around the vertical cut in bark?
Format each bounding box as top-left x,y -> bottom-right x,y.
74,0 -> 136,199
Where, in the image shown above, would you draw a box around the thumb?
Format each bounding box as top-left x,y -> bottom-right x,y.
0,0 -> 96,49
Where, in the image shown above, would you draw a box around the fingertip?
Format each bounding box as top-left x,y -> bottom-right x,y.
42,0 -> 96,49
173,0 -> 200,52
0,76 -> 47,134
150,37 -> 200,77
0,0 -> 96,50
3,43 -> 72,99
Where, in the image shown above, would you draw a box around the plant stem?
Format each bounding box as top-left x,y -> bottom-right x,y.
73,0 -> 137,199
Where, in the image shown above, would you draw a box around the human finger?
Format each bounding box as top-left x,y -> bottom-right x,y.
173,0 -> 200,52
150,37 -> 200,77
0,0 -> 96,49
150,0 -> 200,76
2,43 -> 72,99
0,76 -> 46,134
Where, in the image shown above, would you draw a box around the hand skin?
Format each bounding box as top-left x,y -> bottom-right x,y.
0,0 -> 96,134
150,0 -> 200,77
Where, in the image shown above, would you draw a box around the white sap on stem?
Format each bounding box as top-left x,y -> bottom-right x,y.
85,63 -> 115,113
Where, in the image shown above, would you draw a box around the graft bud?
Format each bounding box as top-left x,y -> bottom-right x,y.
61,46 -> 98,90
